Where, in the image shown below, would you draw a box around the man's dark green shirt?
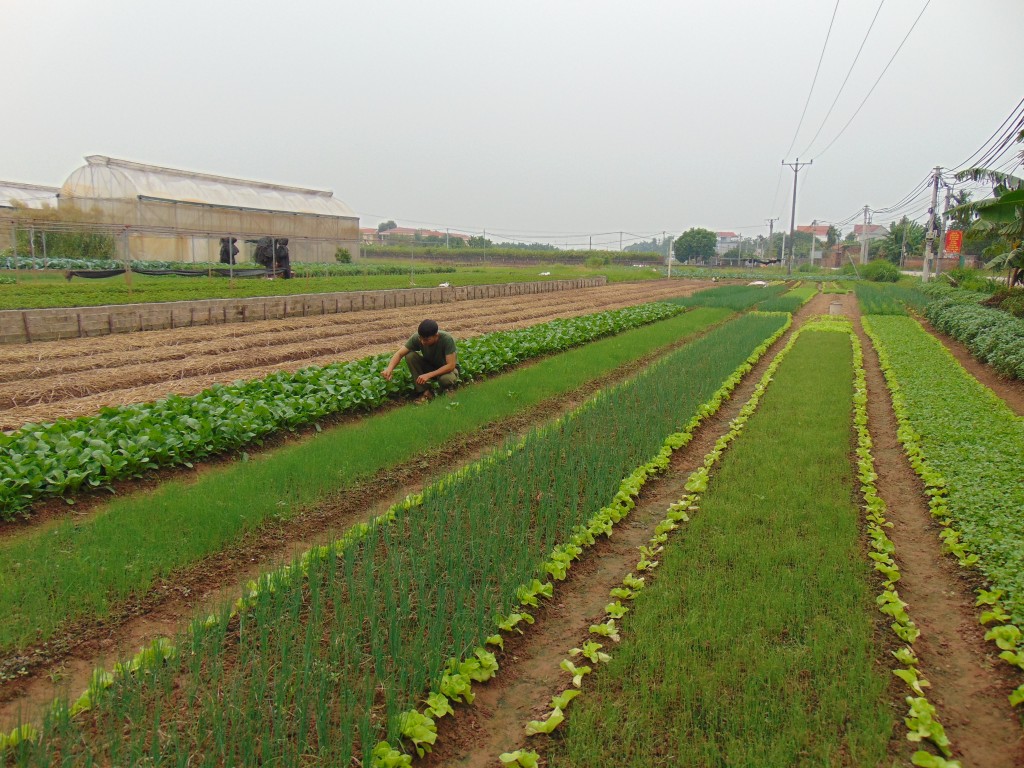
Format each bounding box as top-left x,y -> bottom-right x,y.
405,331 -> 457,370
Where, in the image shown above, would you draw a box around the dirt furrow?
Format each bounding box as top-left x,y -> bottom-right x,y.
852,297 -> 1024,767
0,291 -> 643,384
0,282 -> 708,428
0,281 -> 701,365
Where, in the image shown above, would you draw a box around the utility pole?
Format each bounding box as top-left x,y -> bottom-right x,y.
923,166 -> 942,283
936,183 -> 953,278
782,158 -> 812,276
619,231 -> 623,251
445,228 -> 450,251
766,217 -> 778,263
666,233 -> 673,279
809,218 -> 817,265
859,206 -> 870,265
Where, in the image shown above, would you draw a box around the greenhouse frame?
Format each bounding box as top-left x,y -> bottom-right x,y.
51,155 -> 360,263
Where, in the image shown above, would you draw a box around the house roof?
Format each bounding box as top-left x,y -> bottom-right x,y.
797,225 -> 830,238
853,223 -> 889,236
716,231 -> 738,238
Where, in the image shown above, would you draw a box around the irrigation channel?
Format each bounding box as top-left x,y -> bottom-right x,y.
2,289 -> 1022,766
0,280 -> 707,430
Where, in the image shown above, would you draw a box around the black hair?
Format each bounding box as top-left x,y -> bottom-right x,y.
418,319 -> 439,337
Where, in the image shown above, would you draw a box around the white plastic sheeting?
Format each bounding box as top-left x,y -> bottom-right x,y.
62,156 -> 356,219
0,181 -> 59,209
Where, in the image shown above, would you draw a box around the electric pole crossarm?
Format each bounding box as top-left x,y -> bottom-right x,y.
782,158 -> 812,276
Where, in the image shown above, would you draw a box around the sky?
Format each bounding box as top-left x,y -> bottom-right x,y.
3,0 -> 1023,248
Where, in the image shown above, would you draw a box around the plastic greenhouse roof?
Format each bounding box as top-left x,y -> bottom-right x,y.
0,181 -> 60,209
61,156 -> 357,218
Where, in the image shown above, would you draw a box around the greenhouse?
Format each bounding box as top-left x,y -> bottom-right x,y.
56,155 -> 360,263
0,181 -> 60,252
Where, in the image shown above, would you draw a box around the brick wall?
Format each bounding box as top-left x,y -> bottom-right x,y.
0,278 -> 608,344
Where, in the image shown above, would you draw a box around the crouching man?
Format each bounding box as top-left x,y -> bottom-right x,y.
381,319 -> 458,402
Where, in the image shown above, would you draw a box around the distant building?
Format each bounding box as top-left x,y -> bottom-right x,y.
31,155 -> 362,263
0,181 -> 61,252
0,181 -> 59,210
715,231 -> 740,256
364,226 -> 471,245
852,223 -> 889,241
796,224 -> 830,240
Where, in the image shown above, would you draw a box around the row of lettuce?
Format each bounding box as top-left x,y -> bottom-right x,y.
0,313 -> 792,764
0,302 -> 686,518
864,316 -> 1024,708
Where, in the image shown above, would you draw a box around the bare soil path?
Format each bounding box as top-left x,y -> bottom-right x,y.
0,305 -> 727,729
425,293 -> 833,767
850,295 -> 1024,767
0,281 -> 709,430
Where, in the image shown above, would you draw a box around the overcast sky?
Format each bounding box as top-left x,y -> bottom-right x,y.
4,0 -> 1022,247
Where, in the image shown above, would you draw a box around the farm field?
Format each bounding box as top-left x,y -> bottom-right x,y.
0,262 -> 665,310
1,283 -> 1023,766
0,280 -> 706,430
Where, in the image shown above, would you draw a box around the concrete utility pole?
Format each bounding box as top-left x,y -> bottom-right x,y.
936,183 -> 953,278
766,217 -> 778,262
859,206 -> 870,265
783,158 -> 812,276
923,166 -> 942,283
663,231 -> 671,280
809,219 -> 818,265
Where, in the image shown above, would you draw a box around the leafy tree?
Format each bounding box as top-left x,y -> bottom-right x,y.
826,225 -> 840,247
874,217 -> 926,264
953,144 -> 1024,285
467,235 -> 492,248
673,227 -> 716,264
377,220 -> 398,233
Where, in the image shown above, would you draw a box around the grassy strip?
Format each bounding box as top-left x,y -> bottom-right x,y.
864,315 -> 1024,708
662,283 -> 787,312
0,308 -> 731,653
0,264 -> 659,309
15,314 -> 788,766
0,301 -> 684,517
853,282 -> 931,315
545,328 -> 894,767
755,282 -> 818,313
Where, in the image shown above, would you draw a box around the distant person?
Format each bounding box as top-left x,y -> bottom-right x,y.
219,237 -> 239,265
382,319 -> 458,402
275,238 -> 292,279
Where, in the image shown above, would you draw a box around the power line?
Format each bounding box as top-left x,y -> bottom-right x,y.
811,0 -> 932,160
783,0 -> 843,159
799,0 -> 887,157
949,96 -> 1024,172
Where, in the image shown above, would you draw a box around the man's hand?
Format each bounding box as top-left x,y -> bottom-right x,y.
415,373 -> 431,385
382,368 -> 394,381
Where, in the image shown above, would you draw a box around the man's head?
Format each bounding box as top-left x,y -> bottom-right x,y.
418,319 -> 440,345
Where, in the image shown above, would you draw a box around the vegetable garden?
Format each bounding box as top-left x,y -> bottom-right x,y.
0,278 -> 1022,767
